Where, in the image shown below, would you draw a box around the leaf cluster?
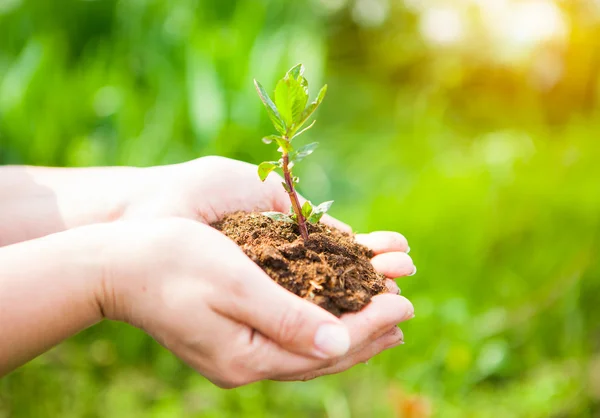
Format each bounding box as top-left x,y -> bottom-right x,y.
262,200 -> 333,225
254,64 -> 328,180
254,64 -> 327,139
254,64 -> 333,227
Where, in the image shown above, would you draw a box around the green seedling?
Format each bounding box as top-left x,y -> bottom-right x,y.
254,64 -> 333,240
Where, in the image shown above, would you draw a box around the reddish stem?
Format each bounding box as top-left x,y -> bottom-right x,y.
282,152 -> 309,240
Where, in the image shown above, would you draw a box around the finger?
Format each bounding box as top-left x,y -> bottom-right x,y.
355,231 -> 409,255
277,326 -> 404,382
385,279 -> 400,295
340,293 -> 414,349
320,214 -> 352,234
209,239 -> 351,360
371,252 -> 416,278
231,330 -> 329,383
172,310 -> 335,388
253,326 -> 404,383
211,294 -> 413,384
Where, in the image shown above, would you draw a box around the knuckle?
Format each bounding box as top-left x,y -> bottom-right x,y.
381,327 -> 403,347
275,304 -> 306,346
213,378 -> 242,390
234,342 -> 273,381
214,361 -> 251,389
300,371 -> 321,382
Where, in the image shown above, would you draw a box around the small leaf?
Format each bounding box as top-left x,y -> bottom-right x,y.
301,201 -> 313,219
292,142 -> 319,163
254,79 -> 286,135
293,176 -> 300,184
258,161 -> 278,181
287,64 -> 304,79
263,135 -> 293,153
314,200 -> 334,213
299,76 -> 309,95
274,137 -> 293,153
282,181 -> 291,193
275,77 -> 308,129
308,212 -> 324,224
295,84 -> 327,132
262,135 -> 281,144
262,212 -> 295,223
292,120 -> 316,140
308,200 -> 334,224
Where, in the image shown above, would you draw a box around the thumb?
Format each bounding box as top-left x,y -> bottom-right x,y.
211,249 -> 351,359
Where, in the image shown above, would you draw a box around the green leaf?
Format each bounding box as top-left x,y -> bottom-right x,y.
262,212 -> 295,223
295,84 -> 327,131
292,120 -> 316,140
292,142 -> 319,163
262,135 -> 281,145
274,137 -> 293,153
307,200 -> 334,224
301,201 -> 313,219
262,134 -> 293,153
281,181 -> 291,193
287,64 -> 304,79
299,76 -> 309,95
257,161 -> 279,181
289,64 -> 309,97
275,77 -> 308,129
288,205 -> 298,222
254,79 -> 286,135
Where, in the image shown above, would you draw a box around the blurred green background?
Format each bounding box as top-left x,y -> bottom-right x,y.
1,0 -> 599,416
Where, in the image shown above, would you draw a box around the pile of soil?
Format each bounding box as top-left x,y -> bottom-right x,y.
212,212 -> 386,317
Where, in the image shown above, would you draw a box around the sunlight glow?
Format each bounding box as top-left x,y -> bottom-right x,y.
420,7 -> 465,46
417,0 -> 568,52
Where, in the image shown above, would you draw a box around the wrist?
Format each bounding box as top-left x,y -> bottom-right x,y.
53,166 -> 141,228
48,226 -> 109,323
0,166 -> 142,246
0,226 -> 107,373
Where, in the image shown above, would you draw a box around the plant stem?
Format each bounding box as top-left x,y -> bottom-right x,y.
282,151 -> 309,240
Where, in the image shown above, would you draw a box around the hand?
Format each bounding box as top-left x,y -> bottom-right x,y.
112,157 -> 416,381
96,218 -> 415,387
0,157 -> 416,382
123,156 -> 415,295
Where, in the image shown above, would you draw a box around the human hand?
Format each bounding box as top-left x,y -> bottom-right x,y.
122,156 -> 415,289
95,218 -> 414,387
113,157 -> 416,378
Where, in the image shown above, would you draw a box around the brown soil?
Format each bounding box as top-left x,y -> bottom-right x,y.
212,212 -> 386,317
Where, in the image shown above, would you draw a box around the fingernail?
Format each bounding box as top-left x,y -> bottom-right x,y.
390,340 -> 405,348
406,246 -> 411,254
386,281 -> 401,295
403,308 -> 415,321
314,323 -> 350,359
409,266 -> 417,276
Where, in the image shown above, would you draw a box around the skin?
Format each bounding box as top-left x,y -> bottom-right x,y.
0,156 -> 415,387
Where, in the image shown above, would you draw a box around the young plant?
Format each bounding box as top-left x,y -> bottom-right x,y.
254,64 -> 333,240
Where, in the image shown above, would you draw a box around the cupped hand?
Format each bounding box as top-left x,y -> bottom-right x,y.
111,157 -> 416,383
96,218 -> 414,387
123,156 -> 415,295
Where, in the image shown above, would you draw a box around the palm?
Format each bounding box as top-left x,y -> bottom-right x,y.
139,156 -> 300,225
